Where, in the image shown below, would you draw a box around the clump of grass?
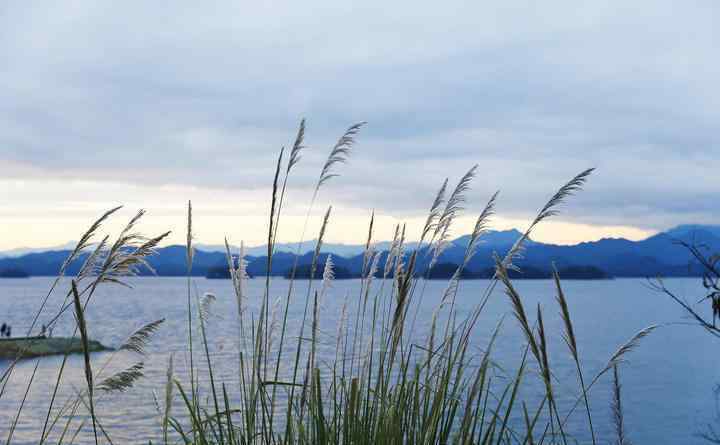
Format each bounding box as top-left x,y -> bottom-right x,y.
0,120 -> 656,445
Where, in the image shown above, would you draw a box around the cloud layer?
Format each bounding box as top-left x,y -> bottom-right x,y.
1,1 -> 718,248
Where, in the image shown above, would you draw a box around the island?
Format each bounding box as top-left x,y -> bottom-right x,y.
422,264 -> 611,280
206,266 -> 231,279
0,267 -> 29,278
285,264 -> 354,279
0,336 -> 111,359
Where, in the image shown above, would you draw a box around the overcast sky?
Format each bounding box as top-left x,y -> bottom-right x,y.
1,1 -> 718,249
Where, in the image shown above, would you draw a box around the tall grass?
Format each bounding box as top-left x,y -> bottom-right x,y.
0,120 -> 655,444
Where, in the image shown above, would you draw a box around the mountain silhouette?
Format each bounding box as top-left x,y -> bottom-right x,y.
1,225 -> 718,279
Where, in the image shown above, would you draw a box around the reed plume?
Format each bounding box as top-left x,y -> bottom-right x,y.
119,319 -> 165,355
420,178 -> 448,242
96,362 -> 145,393
315,122 -> 366,193
287,118 -> 306,174
503,168 -> 594,270
429,165 -> 478,267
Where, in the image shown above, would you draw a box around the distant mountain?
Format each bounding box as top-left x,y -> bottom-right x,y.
2,225 -> 719,279
286,263 -> 354,280
0,267 -> 29,278
195,240 -> 418,257
0,242 -> 77,259
451,229 -> 529,249
663,224 -> 720,239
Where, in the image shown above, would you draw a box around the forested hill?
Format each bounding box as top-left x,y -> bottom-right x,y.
2,225 -> 719,279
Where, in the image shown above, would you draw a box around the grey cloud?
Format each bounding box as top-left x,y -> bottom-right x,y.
0,0 -> 718,232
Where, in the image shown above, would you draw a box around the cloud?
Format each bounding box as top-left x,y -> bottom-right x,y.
1,0 -> 718,248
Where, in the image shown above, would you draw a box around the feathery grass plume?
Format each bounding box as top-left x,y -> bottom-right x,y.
106,209 -> 146,256
99,230 -> 171,287
611,365 -> 631,445
438,271 -> 461,311
163,353 -> 174,445
393,224 -> 407,280
268,146 -> 285,261
224,237 -> 240,300
420,178 -> 449,242
21,206 -> 121,344
438,191 -> 499,308
272,120 -> 307,251
8,212 -> 169,445
237,241 -> 249,298
76,235 -> 110,283
553,266 -> 596,445
320,254 -> 335,303
429,166 -> 477,268
503,168 -> 594,270
62,206 -> 123,275
463,191 -> 499,262
315,121 -> 366,192
390,226 -> 411,347
119,319 -> 165,355
271,121 -> 312,263
363,245 -> 378,279
199,293 -> 216,324
86,209 -> 169,287
383,225 -> 401,278
268,296 -> 282,351
308,208 -> 332,326
601,325 -> 657,375
287,118 -> 306,174
225,239 -> 248,312
3,207 -> 133,393
367,249 -> 381,282
310,206 -> 332,281
71,280 -> 98,445
96,362 -> 145,393
362,210 -> 376,275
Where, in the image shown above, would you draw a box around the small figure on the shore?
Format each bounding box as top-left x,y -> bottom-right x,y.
0,323 -> 6,337
48,326 -> 54,338
40,324 -> 47,338
6,325 -> 11,338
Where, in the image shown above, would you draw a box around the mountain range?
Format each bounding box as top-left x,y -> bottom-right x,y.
1,225 -> 719,279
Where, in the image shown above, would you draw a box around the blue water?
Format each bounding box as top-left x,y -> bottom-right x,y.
0,277 -> 717,444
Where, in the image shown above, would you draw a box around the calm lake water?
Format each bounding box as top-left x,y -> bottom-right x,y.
0,277 -> 718,444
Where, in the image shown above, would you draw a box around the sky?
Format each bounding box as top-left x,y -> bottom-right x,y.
1,1 -> 718,250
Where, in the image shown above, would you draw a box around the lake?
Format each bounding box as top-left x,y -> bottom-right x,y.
0,277 -> 717,444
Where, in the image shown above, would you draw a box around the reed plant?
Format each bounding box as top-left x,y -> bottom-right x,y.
0,120 -> 656,444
